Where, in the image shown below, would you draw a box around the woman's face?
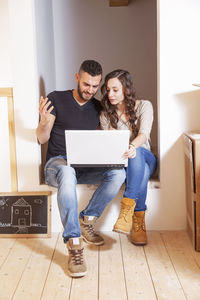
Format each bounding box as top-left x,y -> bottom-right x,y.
106,78 -> 124,105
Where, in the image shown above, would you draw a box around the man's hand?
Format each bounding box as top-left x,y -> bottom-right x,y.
36,96 -> 55,144
39,96 -> 54,126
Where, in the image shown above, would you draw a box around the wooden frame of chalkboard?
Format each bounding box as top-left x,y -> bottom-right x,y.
0,191 -> 51,237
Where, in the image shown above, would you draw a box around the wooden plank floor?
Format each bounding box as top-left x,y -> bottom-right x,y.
0,231 -> 200,300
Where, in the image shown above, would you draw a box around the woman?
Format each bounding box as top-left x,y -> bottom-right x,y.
100,69 -> 156,245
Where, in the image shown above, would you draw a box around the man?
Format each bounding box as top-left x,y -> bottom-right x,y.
36,60 -> 125,278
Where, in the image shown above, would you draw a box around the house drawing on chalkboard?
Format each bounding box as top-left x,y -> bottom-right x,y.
11,198 -> 32,227
0,194 -> 49,235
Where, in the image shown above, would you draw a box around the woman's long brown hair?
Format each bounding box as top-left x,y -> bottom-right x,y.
101,69 -> 138,134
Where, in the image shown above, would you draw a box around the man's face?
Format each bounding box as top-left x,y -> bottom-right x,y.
76,72 -> 102,102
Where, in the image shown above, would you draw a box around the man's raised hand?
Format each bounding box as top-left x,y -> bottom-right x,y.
39,96 -> 54,126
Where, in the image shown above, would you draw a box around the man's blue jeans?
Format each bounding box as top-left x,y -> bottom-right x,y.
44,155 -> 126,242
124,147 -> 157,211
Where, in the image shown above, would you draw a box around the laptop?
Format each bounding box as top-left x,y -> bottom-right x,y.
65,130 -> 130,167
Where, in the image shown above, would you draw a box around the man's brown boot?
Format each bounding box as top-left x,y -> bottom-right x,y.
113,197 -> 136,234
79,216 -> 104,245
131,211 -> 147,245
67,237 -> 87,277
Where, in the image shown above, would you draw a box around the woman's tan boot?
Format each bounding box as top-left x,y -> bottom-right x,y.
113,197 -> 136,234
131,211 -> 147,245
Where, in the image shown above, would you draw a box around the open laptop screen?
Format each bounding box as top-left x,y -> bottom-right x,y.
65,130 -> 130,167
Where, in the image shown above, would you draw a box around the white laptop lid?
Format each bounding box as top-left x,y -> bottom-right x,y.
65,130 -> 130,167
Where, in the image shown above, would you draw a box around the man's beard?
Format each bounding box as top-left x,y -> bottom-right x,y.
77,83 -> 94,102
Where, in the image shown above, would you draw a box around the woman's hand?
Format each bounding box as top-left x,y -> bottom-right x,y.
123,144 -> 136,159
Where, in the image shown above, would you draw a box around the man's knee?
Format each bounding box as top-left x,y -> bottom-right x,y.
105,168 -> 126,184
117,168 -> 126,184
57,165 -> 77,183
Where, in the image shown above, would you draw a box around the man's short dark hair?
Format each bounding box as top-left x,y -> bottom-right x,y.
79,60 -> 102,77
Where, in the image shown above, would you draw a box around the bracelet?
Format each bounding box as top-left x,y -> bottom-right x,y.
129,143 -> 136,149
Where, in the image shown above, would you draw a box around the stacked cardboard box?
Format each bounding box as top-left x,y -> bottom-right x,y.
184,132 -> 200,251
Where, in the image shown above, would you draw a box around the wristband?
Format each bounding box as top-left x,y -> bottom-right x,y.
129,143 -> 136,149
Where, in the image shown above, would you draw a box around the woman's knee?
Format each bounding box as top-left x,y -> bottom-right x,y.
128,150 -> 144,170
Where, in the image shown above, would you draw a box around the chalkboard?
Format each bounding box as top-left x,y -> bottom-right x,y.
0,192 -> 51,237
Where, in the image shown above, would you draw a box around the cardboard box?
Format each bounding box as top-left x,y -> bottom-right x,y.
184,132 -> 200,251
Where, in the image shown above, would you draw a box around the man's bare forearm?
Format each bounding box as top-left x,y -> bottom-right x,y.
36,122 -> 51,144
36,96 -> 55,144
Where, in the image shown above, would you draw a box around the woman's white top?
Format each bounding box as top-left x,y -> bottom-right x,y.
100,100 -> 153,151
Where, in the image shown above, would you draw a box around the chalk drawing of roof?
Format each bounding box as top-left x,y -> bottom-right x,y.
13,198 -> 30,207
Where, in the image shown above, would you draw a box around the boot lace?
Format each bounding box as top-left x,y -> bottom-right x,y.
83,223 -> 98,237
133,215 -> 145,232
69,248 -> 84,265
118,204 -> 133,220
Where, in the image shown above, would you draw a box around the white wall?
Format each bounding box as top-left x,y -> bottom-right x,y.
0,0 -> 12,192
1,0 -> 200,232
8,0 -> 40,191
0,0 -> 12,86
34,0 -> 56,96
158,0 -> 200,229
0,98 -> 11,192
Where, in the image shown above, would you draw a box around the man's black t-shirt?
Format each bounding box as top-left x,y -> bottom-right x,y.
46,90 -> 102,162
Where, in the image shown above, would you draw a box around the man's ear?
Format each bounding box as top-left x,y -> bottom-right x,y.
75,73 -> 79,83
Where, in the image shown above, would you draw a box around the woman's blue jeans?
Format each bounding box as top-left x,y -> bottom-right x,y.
44,155 -> 126,241
124,147 -> 157,211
